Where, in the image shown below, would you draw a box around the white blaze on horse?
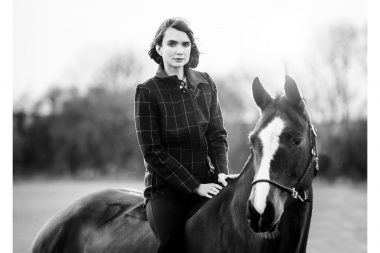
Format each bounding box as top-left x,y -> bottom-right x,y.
32,75 -> 318,253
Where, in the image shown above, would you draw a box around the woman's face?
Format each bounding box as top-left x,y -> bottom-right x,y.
156,27 -> 191,71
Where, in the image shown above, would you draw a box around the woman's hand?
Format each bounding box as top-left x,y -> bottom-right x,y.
194,183 -> 223,198
218,173 -> 240,186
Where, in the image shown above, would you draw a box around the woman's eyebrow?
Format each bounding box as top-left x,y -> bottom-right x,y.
166,39 -> 190,43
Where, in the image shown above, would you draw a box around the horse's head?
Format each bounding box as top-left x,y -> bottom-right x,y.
246,76 -> 318,235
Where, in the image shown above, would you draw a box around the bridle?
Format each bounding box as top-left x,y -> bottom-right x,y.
251,118 -> 319,203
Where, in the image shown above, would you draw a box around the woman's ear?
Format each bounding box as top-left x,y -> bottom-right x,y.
155,45 -> 162,56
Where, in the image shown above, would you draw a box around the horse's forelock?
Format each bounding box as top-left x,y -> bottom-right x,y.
272,96 -> 309,126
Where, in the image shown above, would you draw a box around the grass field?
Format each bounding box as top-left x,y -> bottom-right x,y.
13,178 -> 366,253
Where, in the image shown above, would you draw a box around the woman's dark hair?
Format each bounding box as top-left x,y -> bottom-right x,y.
148,17 -> 200,69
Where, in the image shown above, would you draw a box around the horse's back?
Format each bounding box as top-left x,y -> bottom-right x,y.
32,188 -> 157,253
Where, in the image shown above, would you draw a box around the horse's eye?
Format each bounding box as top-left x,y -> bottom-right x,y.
291,137 -> 302,146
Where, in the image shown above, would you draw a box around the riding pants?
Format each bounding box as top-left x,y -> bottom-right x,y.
146,192 -> 209,253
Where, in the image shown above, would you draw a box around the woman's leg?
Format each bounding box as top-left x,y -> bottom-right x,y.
146,194 -> 188,253
186,194 -> 209,219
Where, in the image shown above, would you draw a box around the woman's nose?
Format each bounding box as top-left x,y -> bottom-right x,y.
175,46 -> 185,55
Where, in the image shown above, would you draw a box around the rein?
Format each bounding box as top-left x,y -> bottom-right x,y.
251,120 -> 319,203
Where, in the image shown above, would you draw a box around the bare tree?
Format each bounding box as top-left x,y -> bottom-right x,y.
307,23 -> 367,123
92,50 -> 144,92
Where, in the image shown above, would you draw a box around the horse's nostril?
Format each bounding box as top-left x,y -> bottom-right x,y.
247,201 -> 261,231
247,200 -> 276,233
260,201 -> 275,229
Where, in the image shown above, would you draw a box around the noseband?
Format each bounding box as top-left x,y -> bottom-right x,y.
251,120 -> 319,203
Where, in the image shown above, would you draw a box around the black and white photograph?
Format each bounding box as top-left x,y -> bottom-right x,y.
7,0 -> 372,252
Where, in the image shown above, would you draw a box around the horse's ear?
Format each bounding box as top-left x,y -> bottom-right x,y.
284,75 -> 305,109
252,77 -> 272,110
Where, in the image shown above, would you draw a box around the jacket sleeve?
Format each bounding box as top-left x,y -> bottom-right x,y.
134,83 -> 200,195
204,73 -> 229,175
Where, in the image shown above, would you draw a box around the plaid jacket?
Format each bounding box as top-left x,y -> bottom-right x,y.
135,64 -> 229,203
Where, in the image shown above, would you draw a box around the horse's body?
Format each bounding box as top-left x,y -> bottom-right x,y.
32,76 -> 317,253
32,184 -> 312,253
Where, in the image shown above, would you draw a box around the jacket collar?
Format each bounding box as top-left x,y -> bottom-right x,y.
155,64 -> 208,89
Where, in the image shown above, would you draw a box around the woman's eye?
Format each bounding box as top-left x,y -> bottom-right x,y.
183,42 -> 190,47
168,42 -> 177,47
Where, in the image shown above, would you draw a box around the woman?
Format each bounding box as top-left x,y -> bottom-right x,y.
134,17 -> 236,253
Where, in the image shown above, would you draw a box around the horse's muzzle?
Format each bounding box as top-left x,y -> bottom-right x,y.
247,200 -> 278,233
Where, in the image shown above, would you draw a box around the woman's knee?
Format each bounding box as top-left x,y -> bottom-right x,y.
146,200 -> 160,238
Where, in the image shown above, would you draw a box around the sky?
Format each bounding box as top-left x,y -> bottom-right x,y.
14,0 -> 366,104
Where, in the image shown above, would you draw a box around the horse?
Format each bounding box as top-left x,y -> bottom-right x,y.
32,75 -> 318,253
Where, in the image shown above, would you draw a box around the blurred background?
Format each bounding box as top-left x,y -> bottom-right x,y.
13,0 -> 367,252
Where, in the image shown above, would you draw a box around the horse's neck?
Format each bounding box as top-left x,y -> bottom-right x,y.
231,153 -> 255,211
185,154 -> 256,250
190,153 -> 255,220
212,153 -> 256,231
216,154 -> 257,243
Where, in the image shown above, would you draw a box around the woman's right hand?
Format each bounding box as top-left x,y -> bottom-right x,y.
194,183 -> 223,198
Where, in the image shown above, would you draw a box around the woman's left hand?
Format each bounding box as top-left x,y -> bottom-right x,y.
218,173 -> 240,186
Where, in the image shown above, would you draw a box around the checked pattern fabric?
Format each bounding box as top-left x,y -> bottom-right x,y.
135,65 -> 229,204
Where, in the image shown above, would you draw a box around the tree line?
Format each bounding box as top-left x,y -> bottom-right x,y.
13,23 -> 367,181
